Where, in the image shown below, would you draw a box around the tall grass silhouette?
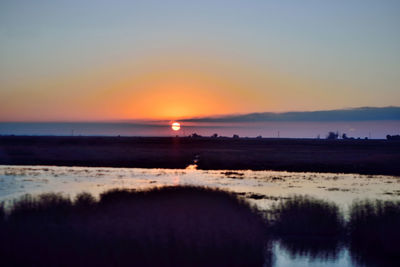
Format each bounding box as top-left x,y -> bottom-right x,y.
0,186 -> 270,267
0,202 -> 4,224
269,195 -> 344,259
348,200 -> 400,266
2,187 -> 400,266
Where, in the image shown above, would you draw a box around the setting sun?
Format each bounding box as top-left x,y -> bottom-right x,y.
171,122 -> 181,131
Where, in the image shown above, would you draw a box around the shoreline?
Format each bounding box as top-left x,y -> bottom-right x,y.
1,136 -> 399,176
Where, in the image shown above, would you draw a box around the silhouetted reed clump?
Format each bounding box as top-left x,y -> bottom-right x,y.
3,187 -> 400,266
0,186 -> 270,267
0,202 -> 4,224
348,200 -> 400,267
270,195 -> 344,259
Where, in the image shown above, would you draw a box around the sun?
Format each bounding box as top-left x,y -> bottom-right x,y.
171,122 -> 181,131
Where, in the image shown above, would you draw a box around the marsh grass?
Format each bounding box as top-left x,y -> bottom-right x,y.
0,202 -> 4,224
9,193 -> 72,223
348,200 -> 400,266
0,186 -> 269,267
2,187 -> 400,266
269,195 -> 344,259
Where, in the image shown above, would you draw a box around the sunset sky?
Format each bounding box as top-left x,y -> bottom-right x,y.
1,0 -> 399,121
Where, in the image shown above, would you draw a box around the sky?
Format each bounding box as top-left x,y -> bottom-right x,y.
1,0 -> 399,121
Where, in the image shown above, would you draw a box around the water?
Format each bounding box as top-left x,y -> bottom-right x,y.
1,165 -> 399,209
273,242 -> 353,267
1,165 -> 399,267
1,120 -> 399,138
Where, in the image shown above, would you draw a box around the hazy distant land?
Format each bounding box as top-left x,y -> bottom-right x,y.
183,106 -> 400,122
1,107 -> 399,138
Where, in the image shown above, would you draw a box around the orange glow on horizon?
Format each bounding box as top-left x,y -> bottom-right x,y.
115,68 -> 240,120
0,52 -> 350,122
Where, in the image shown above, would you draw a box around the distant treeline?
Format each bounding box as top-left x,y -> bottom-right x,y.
187,131 -> 400,140
325,131 -> 400,140
1,186 -> 400,266
387,134 -> 400,140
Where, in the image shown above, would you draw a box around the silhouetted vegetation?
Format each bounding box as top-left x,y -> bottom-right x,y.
0,186 -> 270,267
0,202 -> 4,225
189,133 -> 202,138
348,200 -> 400,267
270,196 -> 400,265
269,195 -> 344,259
2,187 -> 400,265
326,131 -> 339,140
387,134 -> 400,140
342,133 -> 355,140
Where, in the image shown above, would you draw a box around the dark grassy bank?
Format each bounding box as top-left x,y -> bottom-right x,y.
1,187 -> 400,266
0,186 -> 269,267
349,200 -> 400,267
269,196 -> 344,259
267,196 -> 400,266
1,136 -> 400,175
